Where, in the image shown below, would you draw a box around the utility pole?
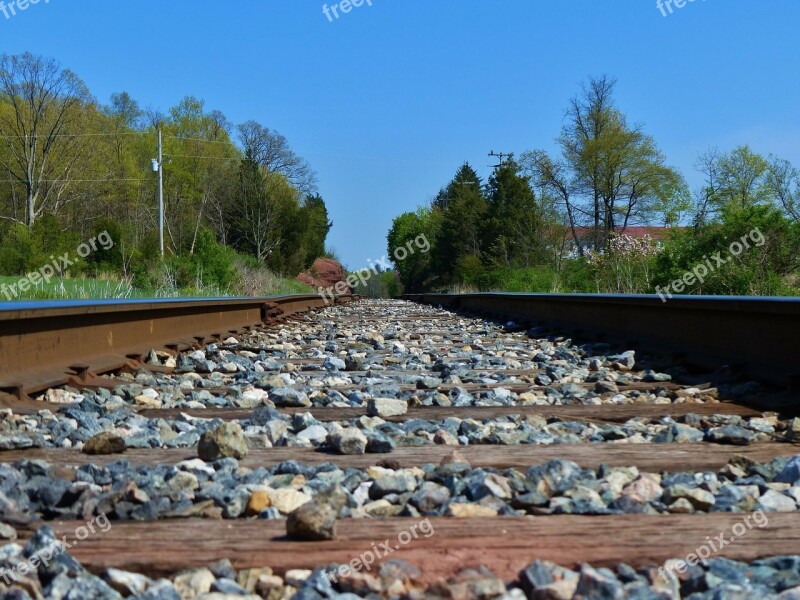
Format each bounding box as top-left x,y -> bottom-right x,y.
488,150 -> 511,168
156,129 -> 164,258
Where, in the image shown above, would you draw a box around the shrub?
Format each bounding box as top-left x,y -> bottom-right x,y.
652,206 -> 800,296
587,234 -> 659,293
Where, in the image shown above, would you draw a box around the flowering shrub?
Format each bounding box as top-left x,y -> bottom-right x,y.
587,233 -> 659,293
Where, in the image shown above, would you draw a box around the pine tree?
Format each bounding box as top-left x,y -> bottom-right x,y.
483,159 -> 543,267
435,163 -> 487,281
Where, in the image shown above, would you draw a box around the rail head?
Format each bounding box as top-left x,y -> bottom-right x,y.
0,293 -> 356,397
403,293 -> 800,388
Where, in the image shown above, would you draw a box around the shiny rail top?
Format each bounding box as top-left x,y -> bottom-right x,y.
404,293 -> 800,388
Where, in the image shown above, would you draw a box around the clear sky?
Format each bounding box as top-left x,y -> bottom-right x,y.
2,0 -> 799,268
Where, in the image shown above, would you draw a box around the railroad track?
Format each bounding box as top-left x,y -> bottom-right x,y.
1,294 -> 800,598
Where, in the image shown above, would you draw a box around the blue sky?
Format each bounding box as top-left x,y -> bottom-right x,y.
2,0 -> 799,268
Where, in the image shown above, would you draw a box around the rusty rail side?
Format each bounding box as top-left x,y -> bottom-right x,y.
403,293 -> 800,389
0,294 -> 350,397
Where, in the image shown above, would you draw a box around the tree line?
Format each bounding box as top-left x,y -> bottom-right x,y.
0,52 -> 332,294
387,76 -> 800,296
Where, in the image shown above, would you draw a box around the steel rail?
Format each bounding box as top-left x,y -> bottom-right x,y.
403,293 -> 800,388
0,294 -> 351,398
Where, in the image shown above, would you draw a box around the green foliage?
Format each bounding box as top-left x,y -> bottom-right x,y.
0,224 -> 41,275
0,214 -> 81,275
349,270 -> 404,299
0,53 -> 330,301
386,207 -> 440,291
385,76 -> 799,299
713,146 -> 772,211
160,228 -> 238,292
435,163 -> 487,281
193,228 -> 239,289
652,206 -> 800,296
381,270 -> 403,297
458,263 -> 595,293
299,194 -> 333,268
454,254 -> 486,283
86,218 -> 125,271
483,159 -> 544,268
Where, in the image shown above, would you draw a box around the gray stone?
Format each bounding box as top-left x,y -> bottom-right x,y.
664,484 -> 715,510
410,481 -> 451,513
297,425 -> 329,444
83,431 -> 127,455
287,502 -> 337,541
758,489 -> 797,512
365,430 -> 396,453
594,380 -> 619,394
706,425 -> 756,446
574,564 -> 625,599
173,568 -> 216,598
198,422 -> 248,461
104,567 -> 153,596
776,456 -> 800,485
369,473 -> 418,499
323,356 -> 346,372
0,522 -> 17,540
327,428 -> 367,455
615,351 -> 636,370
270,387 -> 311,407
367,398 -> 408,418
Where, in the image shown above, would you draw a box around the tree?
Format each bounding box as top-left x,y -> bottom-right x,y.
299,194 -> 332,267
483,159 -> 544,268
0,53 -> 93,227
387,207 -> 441,291
694,146 -> 777,223
531,76 -> 687,253
434,163 -> 486,280
237,120 -> 317,194
229,153 -> 282,263
767,156 -> 800,222
161,97 -> 240,255
713,146 -> 771,212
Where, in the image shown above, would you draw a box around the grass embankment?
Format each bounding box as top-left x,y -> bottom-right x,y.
0,274 -> 313,301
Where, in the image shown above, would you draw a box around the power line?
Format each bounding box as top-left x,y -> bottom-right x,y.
164,135 -> 237,145
0,178 -> 150,183
167,153 -> 240,161
0,132 -> 233,142
0,132 -> 147,139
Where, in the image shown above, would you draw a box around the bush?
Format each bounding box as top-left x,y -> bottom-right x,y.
454,255 -> 485,283
381,270 -> 403,297
0,223 -> 40,275
192,228 -> 239,290
0,215 -> 81,276
587,234 -> 659,293
86,218 -> 125,272
652,206 -> 800,296
351,269 -> 404,298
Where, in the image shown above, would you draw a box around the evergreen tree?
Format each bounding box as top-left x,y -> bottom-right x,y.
299,194 -> 333,267
435,163 -> 487,281
483,159 -> 544,267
